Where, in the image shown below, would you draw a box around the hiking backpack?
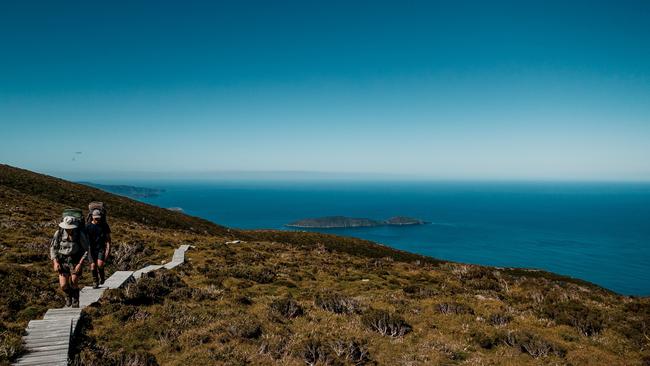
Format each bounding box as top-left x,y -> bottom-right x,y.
86,201 -> 108,225
62,208 -> 85,230
52,208 -> 85,257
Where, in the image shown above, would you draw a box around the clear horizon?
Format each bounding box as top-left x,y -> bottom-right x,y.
2,1 -> 650,181
19,165 -> 650,184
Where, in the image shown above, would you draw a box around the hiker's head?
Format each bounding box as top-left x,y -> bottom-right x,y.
59,216 -> 77,233
91,209 -> 101,223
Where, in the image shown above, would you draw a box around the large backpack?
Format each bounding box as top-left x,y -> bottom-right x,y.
62,208 -> 85,230
53,208 -> 85,257
86,201 -> 108,225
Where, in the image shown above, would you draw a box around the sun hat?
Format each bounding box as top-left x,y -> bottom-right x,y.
59,216 -> 78,229
92,209 -> 102,219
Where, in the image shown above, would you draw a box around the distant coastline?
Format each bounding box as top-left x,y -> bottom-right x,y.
286,216 -> 428,229
79,182 -> 165,199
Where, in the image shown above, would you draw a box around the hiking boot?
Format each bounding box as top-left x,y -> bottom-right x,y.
99,267 -> 106,285
92,268 -> 99,288
64,295 -> 72,307
71,288 -> 80,308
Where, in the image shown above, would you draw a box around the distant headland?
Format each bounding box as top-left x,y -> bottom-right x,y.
286,215 -> 428,228
79,182 -> 165,199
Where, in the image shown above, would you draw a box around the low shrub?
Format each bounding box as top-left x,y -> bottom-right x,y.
330,338 -> 371,365
315,293 -> 361,314
361,309 -> 412,337
540,300 -> 605,336
489,313 -> 513,327
269,296 -> 303,319
124,270 -> 186,305
227,265 -> 276,284
436,302 -> 474,315
296,336 -> 333,366
78,346 -> 159,366
471,330 -> 502,349
0,328 -> 24,363
403,284 -> 437,298
502,330 -> 566,359
259,333 -> 290,360
226,318 -> 262,339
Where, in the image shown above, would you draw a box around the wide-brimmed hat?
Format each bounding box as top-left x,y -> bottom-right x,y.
58,216 -> 78,229
92,209 -> 102,219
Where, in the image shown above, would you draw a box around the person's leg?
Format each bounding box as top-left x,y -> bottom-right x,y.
97,259 -> 105,284
58,273 -> 72,307
70,261 -> 82,307
90,260 -> 99,288
96,248 -> 106,284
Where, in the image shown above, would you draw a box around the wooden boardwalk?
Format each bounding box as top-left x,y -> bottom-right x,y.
13,245 -> 191,366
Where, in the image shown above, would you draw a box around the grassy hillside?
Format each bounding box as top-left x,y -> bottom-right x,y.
1,164 -> 649,365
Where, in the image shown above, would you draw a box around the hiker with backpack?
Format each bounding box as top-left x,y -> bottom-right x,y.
49,210 -> 89,308
85,202 -> 111,288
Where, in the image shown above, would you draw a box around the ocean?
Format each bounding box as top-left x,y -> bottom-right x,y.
110,180 -> 650,296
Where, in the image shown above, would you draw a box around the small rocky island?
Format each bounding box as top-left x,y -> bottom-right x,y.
286,216 -> 428,228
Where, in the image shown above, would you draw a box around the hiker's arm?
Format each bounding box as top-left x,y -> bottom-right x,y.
105,233 -> 111,259
80,231 -> 90,264
50,232 -> 60,272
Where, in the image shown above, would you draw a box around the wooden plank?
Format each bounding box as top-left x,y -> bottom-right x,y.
25,332 -> 70,338
25,327 -> 71,334
44,308 -> 82,315
103,270 -> 134,288
16,360 -> 67,366
79,287 -> 106,308
133,265 -> 162,279
14,354 -> 68,364
26,328 -> 70,334
23,341 -> 70,348
15,361 -> 67,366
25,340 -> 69,348
25,344 -> 68,352
17,349 -> 68,358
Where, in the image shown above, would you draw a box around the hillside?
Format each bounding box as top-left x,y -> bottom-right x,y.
1,164 -> 649,365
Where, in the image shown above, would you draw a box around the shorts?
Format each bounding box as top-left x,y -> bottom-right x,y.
90,246 -> 106,262
57,253 -> 84,276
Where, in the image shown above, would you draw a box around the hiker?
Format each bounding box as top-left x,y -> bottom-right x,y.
50,215 -> 89,307
85,202 -> 111,287
86,209 -> 111,288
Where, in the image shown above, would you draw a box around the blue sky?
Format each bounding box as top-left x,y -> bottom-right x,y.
1,0 -> 649,180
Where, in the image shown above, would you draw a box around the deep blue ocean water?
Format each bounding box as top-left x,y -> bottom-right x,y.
113,181 -> 650,295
